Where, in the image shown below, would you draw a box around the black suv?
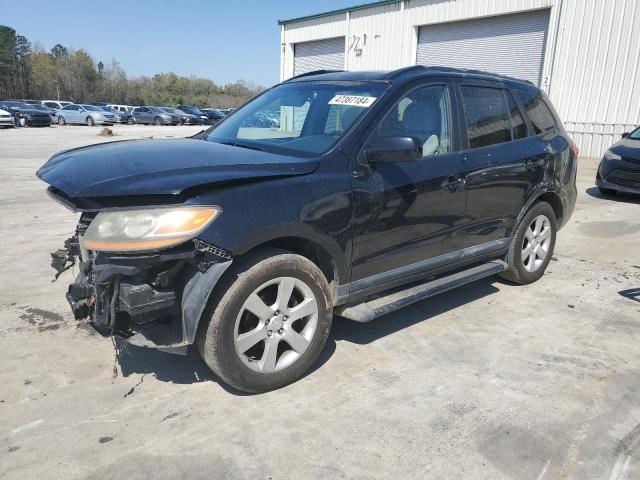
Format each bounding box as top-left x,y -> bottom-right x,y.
37,67 -> 577,393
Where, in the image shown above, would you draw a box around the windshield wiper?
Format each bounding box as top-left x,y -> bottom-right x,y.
219,141 -> 265,152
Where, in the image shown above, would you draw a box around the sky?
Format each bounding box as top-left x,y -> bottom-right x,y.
1,0 -> 360,87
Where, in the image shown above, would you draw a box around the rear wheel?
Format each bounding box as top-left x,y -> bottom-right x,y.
86,116 -> 94,126
127,116 -> 135,125
598,186 -> 617,195
196,249 -> 332,393
18,117 -> 27,127
500,202 -> 557,285
58,116 -> 66,125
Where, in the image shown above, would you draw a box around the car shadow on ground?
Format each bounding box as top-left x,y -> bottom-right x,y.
115,278 -> 500,393
619,288 -> 640,303
585,186 -> 640,204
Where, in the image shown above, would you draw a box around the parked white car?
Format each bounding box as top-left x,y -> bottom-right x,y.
0,107 -> 16,128
41,100 -> 73,110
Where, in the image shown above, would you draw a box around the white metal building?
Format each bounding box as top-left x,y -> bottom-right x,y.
279,0 -> 640,157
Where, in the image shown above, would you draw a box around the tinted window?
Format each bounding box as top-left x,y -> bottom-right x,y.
378,84 -> 450,156
461,86 -> 510,149
516,91 -> 556,134
506,91 -> 527,139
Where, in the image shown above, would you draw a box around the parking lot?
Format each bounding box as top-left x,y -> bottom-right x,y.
0,125 -> 639,479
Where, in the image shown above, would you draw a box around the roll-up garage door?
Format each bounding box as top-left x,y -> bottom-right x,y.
294,37 -> 345,75
416,9 -> 550,85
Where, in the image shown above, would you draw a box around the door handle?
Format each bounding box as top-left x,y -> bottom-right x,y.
441,175 -> 467,192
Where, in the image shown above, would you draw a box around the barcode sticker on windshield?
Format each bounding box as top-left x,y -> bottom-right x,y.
328,95 -> 377,107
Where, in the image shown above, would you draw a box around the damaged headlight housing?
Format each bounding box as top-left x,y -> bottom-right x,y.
83,206 -> 220,252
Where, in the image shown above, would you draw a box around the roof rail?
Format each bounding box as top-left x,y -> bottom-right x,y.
384,65 -> 427,79
285,70 -> 344,81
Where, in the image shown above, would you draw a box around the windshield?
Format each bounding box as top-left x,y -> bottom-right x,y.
149,107 -> 165,113
162,108 -> 176,113
629,126 -> 640,140
6,101 -> 26,108
29,104 -> 48,111
60,102 -> 72,106
81,105 -> 102,111
207,81 -> 386,156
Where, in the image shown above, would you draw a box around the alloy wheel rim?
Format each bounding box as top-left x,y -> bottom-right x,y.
522,214 -> 551,272
233,276 -> 319,374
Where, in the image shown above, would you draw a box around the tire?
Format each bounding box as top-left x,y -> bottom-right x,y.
500,201 -> 557,285
598,186 -> 616,195
86,116 -> 95,126
196,249 -> 333,393
58,116 -> 66,125
154,117 -> 162,126
18,117 -> 27,127
127,116 -> 135,125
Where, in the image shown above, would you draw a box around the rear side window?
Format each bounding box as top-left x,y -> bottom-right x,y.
506,91 -> 527,140
461,86 -> 510,149
516,91 -> 556,134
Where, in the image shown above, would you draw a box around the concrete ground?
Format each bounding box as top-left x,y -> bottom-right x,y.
1,124 -> 639,480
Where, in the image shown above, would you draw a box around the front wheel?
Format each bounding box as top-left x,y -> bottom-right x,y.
86,116 -> 95,126
58,116 -> 66,125
196,249 -> 332,393
500,201 -> 557,285
127,116 -> 135,125
154,117 -> 162,126
18,117 -> 27,127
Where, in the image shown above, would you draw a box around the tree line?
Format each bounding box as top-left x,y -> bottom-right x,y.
0,25 -> 265,108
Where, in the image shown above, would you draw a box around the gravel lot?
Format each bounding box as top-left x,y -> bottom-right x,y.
1,125 -> 639,480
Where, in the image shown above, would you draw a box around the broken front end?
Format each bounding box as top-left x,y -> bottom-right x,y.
52,208 -> 232,354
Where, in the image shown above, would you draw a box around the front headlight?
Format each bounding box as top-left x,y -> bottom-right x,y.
83,206 -> 221,252
603,150 -> 622,162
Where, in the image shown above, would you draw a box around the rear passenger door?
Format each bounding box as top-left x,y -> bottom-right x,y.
454,80 -> 545,249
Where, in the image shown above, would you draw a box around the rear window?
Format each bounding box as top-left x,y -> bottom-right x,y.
461,86 -> 511,149
516,91 -> 556,134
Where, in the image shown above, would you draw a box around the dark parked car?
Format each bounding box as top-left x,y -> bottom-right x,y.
177,105 -> 207,124
160,107 -> 200,125
596,126 -> 640,195
37,66 -> 577,393
201,108 -> 226,125
0,100 -> 51,127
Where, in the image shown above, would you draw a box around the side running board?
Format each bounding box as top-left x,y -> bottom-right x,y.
335,260 -> 508,322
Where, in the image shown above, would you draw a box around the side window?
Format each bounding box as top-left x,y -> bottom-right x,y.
516,91 -> 556,134
377,84 -> 450,156
506,91 -> 527,140
460,86 -> 510,149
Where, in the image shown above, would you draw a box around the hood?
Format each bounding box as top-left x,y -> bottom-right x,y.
17,107 -> 50,116
36,138 -> 319,198
611,136 -> 640,162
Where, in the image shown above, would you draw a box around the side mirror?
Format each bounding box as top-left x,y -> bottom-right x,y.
365,136 -> 423,164
622,132 -> 630,138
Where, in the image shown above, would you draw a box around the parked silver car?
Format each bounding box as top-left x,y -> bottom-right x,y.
55,104 -> 116,126
0,106 -> 16,128
130,106 -> 180,125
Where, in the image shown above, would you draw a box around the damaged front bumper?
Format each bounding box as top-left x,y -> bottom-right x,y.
53,218 -> 232,354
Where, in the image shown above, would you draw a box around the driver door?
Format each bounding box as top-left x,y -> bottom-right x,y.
350,81 -> 469,288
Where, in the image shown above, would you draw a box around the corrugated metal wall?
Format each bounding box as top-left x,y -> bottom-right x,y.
281,0 -> 640,157
548,0 -> 640,158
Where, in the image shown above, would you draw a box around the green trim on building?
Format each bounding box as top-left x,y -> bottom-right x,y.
278,0 -> 400,25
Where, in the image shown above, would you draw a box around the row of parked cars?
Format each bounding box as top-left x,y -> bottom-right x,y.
0,99 -> 235,128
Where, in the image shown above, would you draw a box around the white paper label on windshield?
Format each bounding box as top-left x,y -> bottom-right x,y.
328,95 -> 377,107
